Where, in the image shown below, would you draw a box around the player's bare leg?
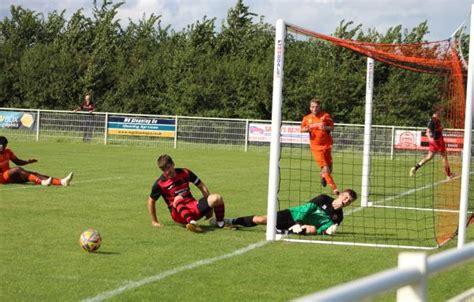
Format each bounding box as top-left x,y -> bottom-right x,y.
410,152 -> 434,176
7,167 -> 50,186
440,152 -> 454,179
252,215 -> 267,225
320,168 -> 327,187
7,168 -> 73,186
321,165 -> 339,195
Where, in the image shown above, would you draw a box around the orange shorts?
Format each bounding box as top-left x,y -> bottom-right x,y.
310,148 -> 333,168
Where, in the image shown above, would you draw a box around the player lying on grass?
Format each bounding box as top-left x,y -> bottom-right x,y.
0,136 -> 73,186
211,189 -> 357,235
147,154 -> 227,233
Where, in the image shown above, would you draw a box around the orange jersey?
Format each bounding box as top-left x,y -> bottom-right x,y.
0,148 -> 16,173
301,112 -> 334,150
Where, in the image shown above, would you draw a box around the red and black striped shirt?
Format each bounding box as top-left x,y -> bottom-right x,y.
428,116 -> 443,140
149,168 -> 201,211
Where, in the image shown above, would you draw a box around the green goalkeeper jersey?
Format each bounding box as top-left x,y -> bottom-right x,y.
288,194 -> 343,234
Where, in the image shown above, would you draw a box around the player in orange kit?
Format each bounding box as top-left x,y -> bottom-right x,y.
0,136 -> 73,186
301,98 -> 339,195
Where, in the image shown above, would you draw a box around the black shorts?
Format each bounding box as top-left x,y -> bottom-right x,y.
197,196 -> 211,215
276,209 -> 296,230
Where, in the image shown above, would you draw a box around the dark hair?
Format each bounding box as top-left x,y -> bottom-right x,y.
157,154 -> 174,169
0,136 -> 8,147
310,97 -> 321,105
343,188 -> 358,201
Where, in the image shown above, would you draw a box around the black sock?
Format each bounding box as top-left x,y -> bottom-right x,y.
233,216 -> 257,227
415,163 -> 421,170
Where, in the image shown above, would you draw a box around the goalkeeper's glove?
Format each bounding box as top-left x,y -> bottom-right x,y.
288,223 -> 306,235
324,224 -> 338,235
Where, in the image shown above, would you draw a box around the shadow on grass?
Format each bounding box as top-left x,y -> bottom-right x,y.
89,251 -> 120,255
183,224 -> 243,233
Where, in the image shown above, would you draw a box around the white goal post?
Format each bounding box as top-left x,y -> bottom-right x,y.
457,3 -> 474,248
266,14 -> 473,248
266,19 -> 286,241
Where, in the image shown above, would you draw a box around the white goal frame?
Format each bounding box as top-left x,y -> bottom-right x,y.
266,17 -> 473,249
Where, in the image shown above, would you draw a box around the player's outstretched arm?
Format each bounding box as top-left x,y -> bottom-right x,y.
147,197 -> 162,228
196,181 -> 210,199
12,157 -> 37,166
323,224 -> 338,235
315,221 -> 338,235
288,224 -> 317,235
288,223 -> 306,235
303,225 -> 317,235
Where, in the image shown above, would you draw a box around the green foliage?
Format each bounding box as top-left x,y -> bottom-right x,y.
0,0 -> 466,126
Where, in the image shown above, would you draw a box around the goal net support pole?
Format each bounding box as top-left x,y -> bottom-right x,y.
266,19 -> 286,241
457,4 -> 474,248
361,57 -> 375,207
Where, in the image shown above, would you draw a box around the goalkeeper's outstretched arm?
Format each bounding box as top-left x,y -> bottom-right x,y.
316,222 -> 338,235
303,225 -> 317,235
287,223 -> 336,235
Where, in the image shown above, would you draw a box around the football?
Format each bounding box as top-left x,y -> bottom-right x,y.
79,229 -> 102,252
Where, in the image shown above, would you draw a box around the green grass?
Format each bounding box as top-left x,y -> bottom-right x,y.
1,141 -> 473,301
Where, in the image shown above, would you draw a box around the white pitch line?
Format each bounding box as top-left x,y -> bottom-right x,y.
371,204 -> 474,214
82,240 -> 269,302
345,173 -> 463,216
1,176 -> 125,191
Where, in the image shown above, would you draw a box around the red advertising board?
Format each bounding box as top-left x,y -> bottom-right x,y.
394,129 -> 463,152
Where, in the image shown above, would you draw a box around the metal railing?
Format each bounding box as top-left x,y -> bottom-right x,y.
0,107 -> 439,154
293,242 -> 474,302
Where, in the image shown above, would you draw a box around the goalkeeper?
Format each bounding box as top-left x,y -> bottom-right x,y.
220,189 -> 357,235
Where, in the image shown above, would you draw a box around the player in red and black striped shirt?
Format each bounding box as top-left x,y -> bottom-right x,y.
147,154 -> 227,233
410,105 -> 454,179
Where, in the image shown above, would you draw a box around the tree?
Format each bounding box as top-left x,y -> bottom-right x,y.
0,0 -> 450,126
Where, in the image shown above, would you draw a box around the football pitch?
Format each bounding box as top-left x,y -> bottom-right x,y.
1,140 -> 473,301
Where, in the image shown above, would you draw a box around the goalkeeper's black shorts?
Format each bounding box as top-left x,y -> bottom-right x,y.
276,209 -> 296,230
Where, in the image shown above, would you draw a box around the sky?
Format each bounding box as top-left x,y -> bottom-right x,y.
0,0 -> 472,40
